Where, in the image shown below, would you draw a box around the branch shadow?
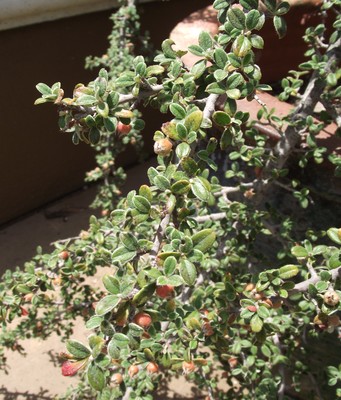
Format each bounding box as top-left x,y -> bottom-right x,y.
0,387 -> 53,400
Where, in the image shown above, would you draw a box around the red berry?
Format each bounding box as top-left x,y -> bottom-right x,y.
59,250 -> 69,260
61,359 -> 87,376
133,312 -> 152,329
20,306 -> 29,316
156,285 -> 174,299
117,121 -> 132,135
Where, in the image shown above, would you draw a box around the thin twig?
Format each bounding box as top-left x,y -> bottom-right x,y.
194,212 -> 226,223
149,213 -> 171,265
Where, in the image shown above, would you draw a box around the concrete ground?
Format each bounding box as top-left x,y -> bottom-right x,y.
0,159 -> 215,399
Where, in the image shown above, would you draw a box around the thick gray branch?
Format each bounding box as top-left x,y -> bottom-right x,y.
203,93 -> 219,120
290,265 -> 341,295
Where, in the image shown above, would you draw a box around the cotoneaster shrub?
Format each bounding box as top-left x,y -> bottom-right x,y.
1,0 -> 340,399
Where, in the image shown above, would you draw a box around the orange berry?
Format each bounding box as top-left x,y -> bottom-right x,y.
146,362 -> 159,374
133,312 -> 152,329
182,361 -> 196,374
244,283 -> 255,292
128,364 -> 139,378
112,373 -> 123,384
154,138 -> 173,156
228,357 -> 238,369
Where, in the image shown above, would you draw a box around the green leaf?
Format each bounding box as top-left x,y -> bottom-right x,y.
157,275 -> 184,287
121,232 -> 139,251
102,275 -> 120,294
146,65 -> 165,76
214,69 -> 229,82
212,111 -> 231,126
132,195 -> 151,214
181,157 -> 198,176
86,316 -> 103,330
176,123 -> 188,140
184,110 -> 203,132
226,88 -> 241,99
170,103 -> 186,119
176,143 -> 191,159
191,60 -> 207,79
103,117 -> 117,132
264,0 -> 277,13
291,246 -> 308,258
192,229 -> 216,252
199,31 -> 213,50
128,323 -> 144,337
36,83 -> 52,95
87,363 -> 105,391
180,260 -> 197,286
245,10 -> 261,30
225,281 -> 236,301
115,74 -> 135,87
232,35 -> 252,57
112,333 -> 130,348
188,45 -> 204,56
276,1 -> 290,15
261,344 -> 271,358
171,180 -> 191,195
273,16 -> 287,38
214,48 -> 228,69
66,340 -> 91,359
112,246 -> 136,264
154,175 -> 171,190
162,39 -> 177,59
164,256 -> 178,276
132,283 -> 156,306
327,228 -> 341,245
240,0 -> 259,11
278,265 -> 299,279
226,72 -> 244,89
206,82 -> 226,95
95,295 -> 120,316
250,34 -> 264,49
257,306 -> 270,319
89,128 -> 101,145
191,177 -> 210,201
76,95 -> 97,106
227,7 -> 246,30
250,314 -> 263,332
97,102 -> 109,118
34,97 -> 49,105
